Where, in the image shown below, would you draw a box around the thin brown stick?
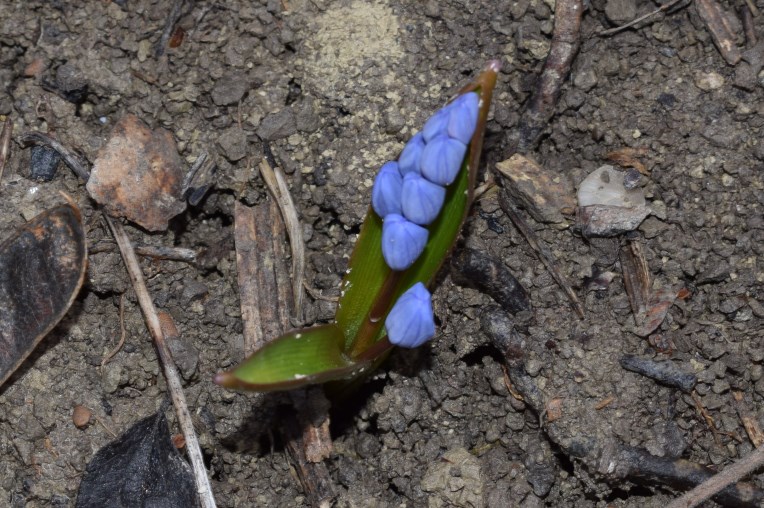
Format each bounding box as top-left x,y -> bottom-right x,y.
666,445 -> 764,508
692,390 -> 721,446
20,131 -> 90,181
695,0 -> 743,65
95,416 -> 118,439
733,391 -> 764,447
599,0 -> 685,36
744,0 -> 759,17
154,0 -> 187,58
0,117 -> 12,183
105,215 -> 217,508
499,190 -> 585,318
741,3 -> 757,46
515,0 -> 582,153
101,294 -> 127,368
259,158 -> 305,325
90,241 -> 197,263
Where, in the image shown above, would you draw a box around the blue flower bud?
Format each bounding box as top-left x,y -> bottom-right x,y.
401,172 -> 446,225
372,161 -> 403,217
422,106 -> 450,142
385,282 -> 435,348
419,135 -> 467,186
398,132 -> 425,176
381,214 -> 428,271
447,92 -> 479,144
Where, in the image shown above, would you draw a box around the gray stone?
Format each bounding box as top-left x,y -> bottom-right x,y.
216,126 -> 249,161
605,0 -> 637,25
211,72 -> 252,106
257,108 -> 297,140
295,100 -> 321,133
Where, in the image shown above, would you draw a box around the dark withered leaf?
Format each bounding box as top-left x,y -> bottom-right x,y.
0,203 -> 87,387
76,410 -> 199,508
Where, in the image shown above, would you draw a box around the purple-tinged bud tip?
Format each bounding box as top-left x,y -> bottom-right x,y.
385,282 -> 435,348
372,161 -> 403,218
381,214 -> 428,271
398,132 -> 425,176
420,135 -> 467,186
447,92 -> 479,144
401,172 -> 446,225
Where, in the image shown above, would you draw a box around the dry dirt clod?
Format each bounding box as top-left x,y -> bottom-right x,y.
87,115 -> 187,232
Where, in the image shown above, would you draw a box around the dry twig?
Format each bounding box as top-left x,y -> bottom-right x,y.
101,294 -> 127,368
258,157 -> 305,325
106,216 -> 217,508
733,391 -> 764,448
695,0 -> 743,65
666,445 -> 764,508
0,117 -> 12,183
741,3 -> 757,46
20,131 -> 90,181
90,241 -> 197,263
155,0 -> 187,58
234,200 -> 294,354
599,0 -> 685,36
499,190 -> 585,318
514,0 -> 583,153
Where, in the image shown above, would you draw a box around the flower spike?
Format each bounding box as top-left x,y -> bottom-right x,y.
381,214 -> 428,271
215,61 -> 501,393
385,282 -> 435,348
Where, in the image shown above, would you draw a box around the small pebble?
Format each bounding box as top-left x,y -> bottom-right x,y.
72,405 -> 92,428
172,434 -> 186,449
695,72 -> 724,91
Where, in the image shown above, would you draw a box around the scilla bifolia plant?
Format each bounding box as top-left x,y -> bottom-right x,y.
215,61 -> 500,392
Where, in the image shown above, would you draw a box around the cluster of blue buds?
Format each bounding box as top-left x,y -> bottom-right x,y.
371,92 -> 480,348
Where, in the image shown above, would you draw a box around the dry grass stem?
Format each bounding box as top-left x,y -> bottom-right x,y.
0,117 -> 12,183
101,294 -> 127,368
259,158 -> 305,325
666,445 -> 764,508
599,0 -> 686,36
105,215 -> 217,508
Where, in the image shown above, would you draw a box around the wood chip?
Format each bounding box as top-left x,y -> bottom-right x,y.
495,154 -> 575,224
695,0 -> 743,65
233,200 -> 293,355
605,147 -> 649,175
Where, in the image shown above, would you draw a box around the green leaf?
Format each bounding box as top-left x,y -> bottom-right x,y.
214,324 -> 375,392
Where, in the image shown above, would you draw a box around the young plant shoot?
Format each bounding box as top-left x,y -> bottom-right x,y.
215,61 -> 500,392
